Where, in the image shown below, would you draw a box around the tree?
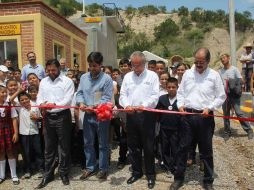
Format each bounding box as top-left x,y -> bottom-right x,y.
58,2 -> 76,17
158,6 -> 167,14
178,6 -> 189,16
190,7 -> 203,22
85,3 -> 103,16
180,17 -> 192,30
243,11 -> 252,19
118,32 -> 152,58
138,5 -> 159,15
154,18 -> 180,41
185,29 -> 204,42
235,12 -> 253,32
125,5 -> 137,16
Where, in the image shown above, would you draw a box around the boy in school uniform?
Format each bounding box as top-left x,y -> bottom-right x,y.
156,77 -> 181,174
17,92 -> 44,178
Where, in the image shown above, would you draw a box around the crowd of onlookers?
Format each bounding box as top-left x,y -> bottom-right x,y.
0,47 -> 253,190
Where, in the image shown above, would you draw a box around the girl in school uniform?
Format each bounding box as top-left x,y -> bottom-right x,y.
0,85 -> 19,185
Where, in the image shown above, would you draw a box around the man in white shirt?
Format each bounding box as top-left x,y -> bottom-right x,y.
239,43 -> 254,92
170,48 -> 226,190
36,59 -> 74,189
120,51 -> 160,189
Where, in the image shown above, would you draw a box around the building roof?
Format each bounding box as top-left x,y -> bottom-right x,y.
0,0 -> 87,38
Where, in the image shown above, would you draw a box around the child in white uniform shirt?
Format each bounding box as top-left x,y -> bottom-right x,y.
17,92 -> 44,178
0,85 -> 19,185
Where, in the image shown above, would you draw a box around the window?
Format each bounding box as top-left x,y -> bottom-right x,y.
0,40 -> 18,68
54,43 -> 64,60
73,52 -> 80,66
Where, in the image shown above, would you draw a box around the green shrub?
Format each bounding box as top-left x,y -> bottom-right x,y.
178,6 -> 189,17
138,5 -> 159,15
185,29 -> 204,42
180,17 -> 192,30
154,18 -> 180,41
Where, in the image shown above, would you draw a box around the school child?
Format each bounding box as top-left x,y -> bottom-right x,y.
27,85 -> 44,162
0,85 -> 19,185
156,60 -> 166,76
156,77 -> 181,173
17,92 -> 44,179
14,69 -> 22,85
148,60 -> 157,72
27,73 -> 40,88
159,72 -> 170,96
28,85 -> 39,104
112,69 -> 121,82
176,63 -> 188,85
119,58 -> 131,76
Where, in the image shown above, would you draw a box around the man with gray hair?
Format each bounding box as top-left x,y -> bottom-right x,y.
119,51 -> 160,189
59,58 -> 69,76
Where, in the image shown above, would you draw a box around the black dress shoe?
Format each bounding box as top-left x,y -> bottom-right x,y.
60,175 -> 70,185
147,179 -> 155,189
36,176 -> 54,189
203,183 -> 214,190
127,175 -> 143,184
169,180 -> 184,190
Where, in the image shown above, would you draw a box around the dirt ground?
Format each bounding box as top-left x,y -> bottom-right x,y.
0,114 -> 253,190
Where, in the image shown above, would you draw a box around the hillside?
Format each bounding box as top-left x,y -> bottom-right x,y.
117,8 -> 254,68
67,4 -> 254,68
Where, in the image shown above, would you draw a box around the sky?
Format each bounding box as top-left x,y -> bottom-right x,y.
82,0 -> 254,13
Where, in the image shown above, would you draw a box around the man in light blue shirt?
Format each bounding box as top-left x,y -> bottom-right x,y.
76,52 -> 113,181
21,52 -> 45,81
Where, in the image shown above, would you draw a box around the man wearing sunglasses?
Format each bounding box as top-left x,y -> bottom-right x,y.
170,48 -> 226,190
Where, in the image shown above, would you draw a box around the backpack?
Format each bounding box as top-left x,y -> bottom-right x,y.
227,78 -> 242,98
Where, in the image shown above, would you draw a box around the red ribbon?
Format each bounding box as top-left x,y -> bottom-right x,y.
0,104 -> 254,122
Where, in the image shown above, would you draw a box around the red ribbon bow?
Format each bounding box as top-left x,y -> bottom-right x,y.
95,103 -> 113,121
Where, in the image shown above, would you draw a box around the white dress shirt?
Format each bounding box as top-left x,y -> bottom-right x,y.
0,102 -> 18,118
119,69 -> 160,108
239,51 -> 253,68
177,67 -> 226,111
37,74 -> 74,113
169,96 -> 177,105
17,104 -> 41,135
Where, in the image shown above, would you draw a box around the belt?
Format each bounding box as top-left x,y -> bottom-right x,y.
46,109 -> 70,117
185,108 -> 203,113
185,108 -> 213,115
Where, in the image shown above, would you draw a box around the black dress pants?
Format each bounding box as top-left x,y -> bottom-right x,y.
20,134 -> 44,173
44,109 -> 72,178
160,128 -> 178,172
174,114 -> 215,184
126,111 -> 156,179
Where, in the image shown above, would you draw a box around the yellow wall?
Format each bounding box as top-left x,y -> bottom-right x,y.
0,13 -> 87,69
0,14 -> 41,68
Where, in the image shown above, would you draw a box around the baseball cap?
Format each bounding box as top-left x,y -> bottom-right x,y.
170,62 -> 180,69
0,65 -> 9,72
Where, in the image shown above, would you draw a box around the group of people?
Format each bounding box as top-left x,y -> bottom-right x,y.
0,47 -> 253,190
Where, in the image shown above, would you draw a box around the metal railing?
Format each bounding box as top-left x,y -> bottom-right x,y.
102,3 -> 125,27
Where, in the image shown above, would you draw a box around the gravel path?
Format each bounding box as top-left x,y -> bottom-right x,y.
1,115 -> 254,190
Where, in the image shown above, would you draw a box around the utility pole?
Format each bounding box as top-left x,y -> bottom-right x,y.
229,0 -> 237,66
82,0 -> 86,17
